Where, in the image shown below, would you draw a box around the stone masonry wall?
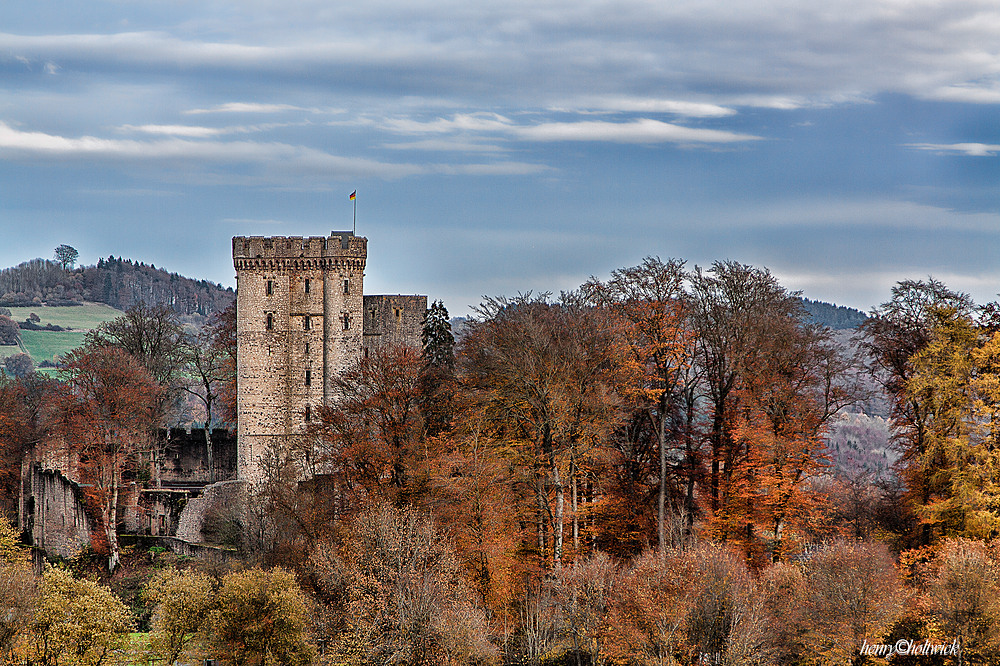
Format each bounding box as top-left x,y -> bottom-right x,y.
24,465 -> 92,560
174,480 -> 249,545
233,233 -> 366,482
233,233 -> 426,485
363,294 -> 427,354
159,428 -> 237,487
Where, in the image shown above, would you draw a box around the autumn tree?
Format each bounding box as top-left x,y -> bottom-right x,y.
860,278 -> 974,545
180,324 -> 231,483
583,257 -> 701,549
760,562 -> 808,664
209,301 -> 238,425
311,503 -> 496,666
551,552 -> 618,666
206,567 -> 313,666
310,343 -> 426,510
903,305 -> 983,538
927,539 -> 1000,664
801,541 -> 905,666
689,261 -> 845,559
147,568 -> 215,664
28,565 -> 135,666
0,372 -> 56,517
84,302 -> 187,421
725,322 -> 860,561
0,376 -> 31,518
689,262 -> 804,514
605,545 -> 772,666
0,514 -> 34,662
427,413 -> 527,627
55,346 -> 161,571
461,293 -> 629,567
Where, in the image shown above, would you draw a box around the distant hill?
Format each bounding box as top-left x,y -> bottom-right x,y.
0,256 -> 234,316
800,297 -> 867,330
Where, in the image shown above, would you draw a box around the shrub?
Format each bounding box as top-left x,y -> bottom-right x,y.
147,568 -> 215,664
928,539 -> 1000,660
29,566 -> 135,666
605,545 -> 772,666
801,540 -> 905,665
210,567 -> 313,666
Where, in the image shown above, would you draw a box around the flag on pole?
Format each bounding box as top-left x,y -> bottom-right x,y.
349,190 -> 356,200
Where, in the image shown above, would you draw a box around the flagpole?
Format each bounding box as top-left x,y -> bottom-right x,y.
350,190 -> 357,234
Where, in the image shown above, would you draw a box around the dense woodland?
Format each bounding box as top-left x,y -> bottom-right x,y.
0,250 -> 234,316
1,257 -> 1000,665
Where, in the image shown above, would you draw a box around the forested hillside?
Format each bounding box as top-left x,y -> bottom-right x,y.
0,255 -> 233,316
800,297 -> 867,329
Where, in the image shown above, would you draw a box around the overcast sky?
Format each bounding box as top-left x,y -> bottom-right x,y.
1,0 -> 998,315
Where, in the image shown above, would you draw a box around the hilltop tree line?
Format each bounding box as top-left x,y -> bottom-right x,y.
2,258 -> 1000,664
0,246 -> 234,316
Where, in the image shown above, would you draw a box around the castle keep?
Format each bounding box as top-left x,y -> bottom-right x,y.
233,232 -> 425,481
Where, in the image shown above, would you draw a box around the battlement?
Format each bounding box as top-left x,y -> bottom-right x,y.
232,232 -> 367,265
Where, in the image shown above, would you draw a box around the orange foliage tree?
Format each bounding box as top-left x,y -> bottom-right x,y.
55,346 -> 160,571
460,293 -> 630,569
288,343 -> 428,536
583,256 -> 701,550
719,323 -> 859,562
427,414 -> 529,632
0,373 -> 56,519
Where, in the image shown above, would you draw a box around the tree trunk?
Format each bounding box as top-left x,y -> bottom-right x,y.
711,408 -> 724,513
553,463 -> 564,569
657,407 -> 667,553
571,450 -> 579,553
107,468 -> 121,572
204,419 -> 215,484
537,475 -> 547,558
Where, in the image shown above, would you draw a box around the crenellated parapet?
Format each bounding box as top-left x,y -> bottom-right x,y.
232,234 -> 366,261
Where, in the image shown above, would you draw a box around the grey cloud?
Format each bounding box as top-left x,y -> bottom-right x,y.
3,0 -> 998,109
0,120 -> 548,181
512,119 -> 761,144
907,142 -> 1000,157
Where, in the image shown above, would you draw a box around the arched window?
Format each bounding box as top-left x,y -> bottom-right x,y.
304,404 -> 311,422
266,313 -> 273,330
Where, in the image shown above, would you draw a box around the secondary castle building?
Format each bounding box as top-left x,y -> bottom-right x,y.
233,232 -> 426,482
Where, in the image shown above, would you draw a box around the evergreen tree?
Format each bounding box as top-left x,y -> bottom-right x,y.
421,300 -> 455,369
420,300 -> 455,437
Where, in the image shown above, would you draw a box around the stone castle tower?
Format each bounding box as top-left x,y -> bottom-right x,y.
233,232 -> 425,482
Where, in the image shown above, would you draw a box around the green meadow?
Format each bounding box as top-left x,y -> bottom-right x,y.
1,302 -> 122,373
4,302 -> 122,330
19,329 -> 88,363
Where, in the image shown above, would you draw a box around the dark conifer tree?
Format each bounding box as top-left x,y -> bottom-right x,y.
420,300 -> 455,436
